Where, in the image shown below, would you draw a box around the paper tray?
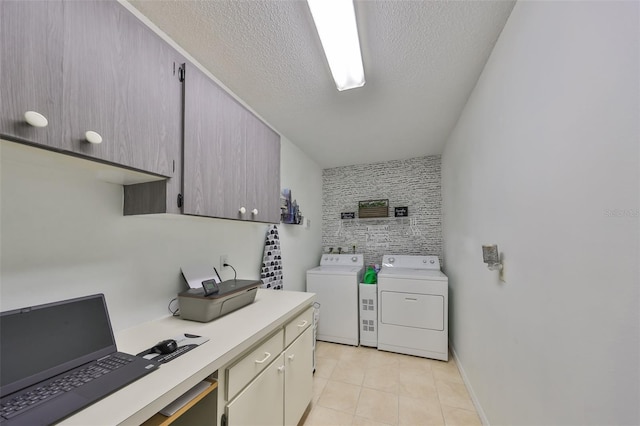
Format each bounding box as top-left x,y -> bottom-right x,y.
177,279 -> 261,322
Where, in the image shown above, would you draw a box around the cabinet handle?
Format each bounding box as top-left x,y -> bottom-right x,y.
288,354 -> 295,361
297,320 -> 308,328
239,207 -> 246,215
24,111 -> 48,128
254,352 -> 271,364
277,365 -> 285,373
85,131 -> 103,144
252,209 -> 258,215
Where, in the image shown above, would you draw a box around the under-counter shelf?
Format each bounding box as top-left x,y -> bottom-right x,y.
142,379 -> 217,426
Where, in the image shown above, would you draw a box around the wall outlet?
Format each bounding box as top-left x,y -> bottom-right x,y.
220,255 -> 228,271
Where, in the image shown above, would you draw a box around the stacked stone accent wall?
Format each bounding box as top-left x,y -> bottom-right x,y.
322,156 -> 442,266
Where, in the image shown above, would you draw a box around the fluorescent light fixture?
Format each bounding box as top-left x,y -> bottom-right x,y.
307,0 -> 365,91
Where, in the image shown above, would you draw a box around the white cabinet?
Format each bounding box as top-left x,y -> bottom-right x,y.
284,328 -> 313,426
226,330 -> 284,400
226,353 -> 285,426
221,308 -> 313,426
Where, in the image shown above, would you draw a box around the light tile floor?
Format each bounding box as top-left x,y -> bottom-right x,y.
302,342 -> 482,426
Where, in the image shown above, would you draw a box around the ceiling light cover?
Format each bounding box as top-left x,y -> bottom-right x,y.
307,0 -> 365,91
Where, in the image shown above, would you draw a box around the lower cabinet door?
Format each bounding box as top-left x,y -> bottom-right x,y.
226,353 -> 284,426
284,327 -> 313,425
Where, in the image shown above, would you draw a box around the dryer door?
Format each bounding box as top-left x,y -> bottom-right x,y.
380,291 -> 444,331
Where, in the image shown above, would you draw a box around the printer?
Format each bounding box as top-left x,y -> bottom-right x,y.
178,279 -> 261,322
179,265 -> 261,322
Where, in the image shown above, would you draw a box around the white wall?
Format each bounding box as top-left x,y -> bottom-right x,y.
0,137 -> 322,331
279,137 -> 324,291
442,1 -> 639,425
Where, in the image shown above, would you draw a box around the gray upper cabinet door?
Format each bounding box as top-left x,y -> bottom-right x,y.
0,0 -> 64,148
183,63 -> 280,223
245,112 -> 281,223
62,0 -> 181,177
183,63 -> 246,219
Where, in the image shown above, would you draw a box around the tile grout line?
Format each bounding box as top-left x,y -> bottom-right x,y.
353,384 -> 362,424
431,365 -> 448,425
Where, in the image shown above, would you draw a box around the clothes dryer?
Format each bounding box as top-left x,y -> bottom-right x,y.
306,254 -> 364,345
377,255 -> 448,361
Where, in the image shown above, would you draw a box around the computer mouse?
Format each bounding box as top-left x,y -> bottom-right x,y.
153,339 -> 178,354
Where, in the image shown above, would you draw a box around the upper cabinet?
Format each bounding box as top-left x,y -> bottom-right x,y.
0,0 -> 183,178
1,0 -> 280,223
245,111 -> 281,224
61,1 -> 183,177
0,0 -> 64,149
183,64 -> 247,220
181,63 -> 281,223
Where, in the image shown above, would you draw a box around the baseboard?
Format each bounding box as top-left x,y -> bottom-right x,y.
449,341 -> 490,426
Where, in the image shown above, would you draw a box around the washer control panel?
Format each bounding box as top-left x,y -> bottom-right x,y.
320,253 -> 364,267
381,255 -> 440,270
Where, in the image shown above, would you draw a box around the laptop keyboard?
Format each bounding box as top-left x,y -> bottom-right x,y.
0,353 -> 135,420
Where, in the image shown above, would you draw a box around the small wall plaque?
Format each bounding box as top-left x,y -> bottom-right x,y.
394,207 -> 409,217
341,212 -> 356,219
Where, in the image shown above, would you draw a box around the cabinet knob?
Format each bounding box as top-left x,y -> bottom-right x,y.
288,354 -> 295,361
24,111 -> 48,128
252,208 -> 258,215
277,365 -> 285,373
239,207 -> 247,214
85,131 -> 103,144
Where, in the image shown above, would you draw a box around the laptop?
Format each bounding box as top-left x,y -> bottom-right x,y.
0,294 -> 159,426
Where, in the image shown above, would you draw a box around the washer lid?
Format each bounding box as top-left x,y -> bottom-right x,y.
306,265 -> 364,276
378,268 -> 447,281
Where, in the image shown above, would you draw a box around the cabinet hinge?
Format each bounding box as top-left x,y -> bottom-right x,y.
178,65 -> 185,82
177,193 -> 183,208
221,414 -> 227,426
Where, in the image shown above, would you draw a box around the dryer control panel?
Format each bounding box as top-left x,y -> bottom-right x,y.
381,255 -> 440,270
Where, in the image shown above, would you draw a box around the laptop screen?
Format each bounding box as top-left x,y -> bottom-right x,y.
0,294 -> 117,397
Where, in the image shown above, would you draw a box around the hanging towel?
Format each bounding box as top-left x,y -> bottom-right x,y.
260,224 -> 283,290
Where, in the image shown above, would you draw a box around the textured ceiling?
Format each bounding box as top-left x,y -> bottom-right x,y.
127,0 -> 515,169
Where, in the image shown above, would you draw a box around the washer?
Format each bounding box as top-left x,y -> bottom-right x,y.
377,255 -> 448,361
306,254 -> 364,346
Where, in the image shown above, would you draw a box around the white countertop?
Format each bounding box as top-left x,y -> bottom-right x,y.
59,289 -> 315,426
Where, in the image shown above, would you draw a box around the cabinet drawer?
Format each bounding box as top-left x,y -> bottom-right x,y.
285,307 -> 313,348
226,329 -> 284,400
